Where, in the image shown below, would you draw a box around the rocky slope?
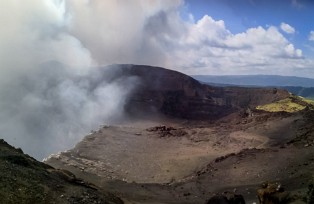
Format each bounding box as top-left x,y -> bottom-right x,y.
0,139 -> 123,204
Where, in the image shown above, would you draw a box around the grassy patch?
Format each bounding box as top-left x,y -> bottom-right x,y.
303,98 -> 314,105
256,96 -> 314,113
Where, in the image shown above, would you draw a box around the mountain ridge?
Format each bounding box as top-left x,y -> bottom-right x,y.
193,74 -> 314,87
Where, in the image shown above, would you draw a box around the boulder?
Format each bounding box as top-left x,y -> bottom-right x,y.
206,192 -> 245,204
257,182 -> 290,204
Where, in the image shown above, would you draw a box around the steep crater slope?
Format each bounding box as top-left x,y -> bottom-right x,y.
103,64 -> 290,120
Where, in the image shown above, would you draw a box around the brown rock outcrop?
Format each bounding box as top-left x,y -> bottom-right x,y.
257,182 -> 290,204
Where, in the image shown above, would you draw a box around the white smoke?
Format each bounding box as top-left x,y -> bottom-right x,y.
0,61 -> 138,159
0,0 -> 170,159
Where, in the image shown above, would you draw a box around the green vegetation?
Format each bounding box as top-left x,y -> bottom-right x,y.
304,98 -> 314,105
256,96 -> 314,113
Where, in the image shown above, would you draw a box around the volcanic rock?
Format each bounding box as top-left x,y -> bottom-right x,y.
205,192 -> 245,204
0,139 -> 123,204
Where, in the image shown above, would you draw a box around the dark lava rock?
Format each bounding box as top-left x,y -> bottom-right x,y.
307,183 -> 314,204
205,192 -> 245,204
147,125 -> 187,138
0,139 -> 123,204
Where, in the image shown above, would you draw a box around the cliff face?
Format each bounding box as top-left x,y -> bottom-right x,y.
106,65 -> 290,119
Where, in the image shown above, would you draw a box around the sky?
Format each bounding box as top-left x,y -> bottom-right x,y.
1,0 -> 314,77
185,0 -> 314,61
0,0 -> 314,159
181,0 -> 314,76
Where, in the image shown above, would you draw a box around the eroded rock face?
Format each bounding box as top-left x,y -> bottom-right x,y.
104,65 -> 290,120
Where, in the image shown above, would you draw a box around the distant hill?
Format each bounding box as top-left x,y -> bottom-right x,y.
282,86 -> 314,99
192,75 -> 314,99
192,75 -> 314,87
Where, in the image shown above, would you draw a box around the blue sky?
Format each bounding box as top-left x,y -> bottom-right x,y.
184,0 -> 314,58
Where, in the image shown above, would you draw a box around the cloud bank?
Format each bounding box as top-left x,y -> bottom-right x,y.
0,0 -> 313,159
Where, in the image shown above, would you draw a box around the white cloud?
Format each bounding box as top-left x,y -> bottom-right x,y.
291,0 -> 304,9
280,22 -> 295,34
309,31 -> 314,41
160,16 -> 305,75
